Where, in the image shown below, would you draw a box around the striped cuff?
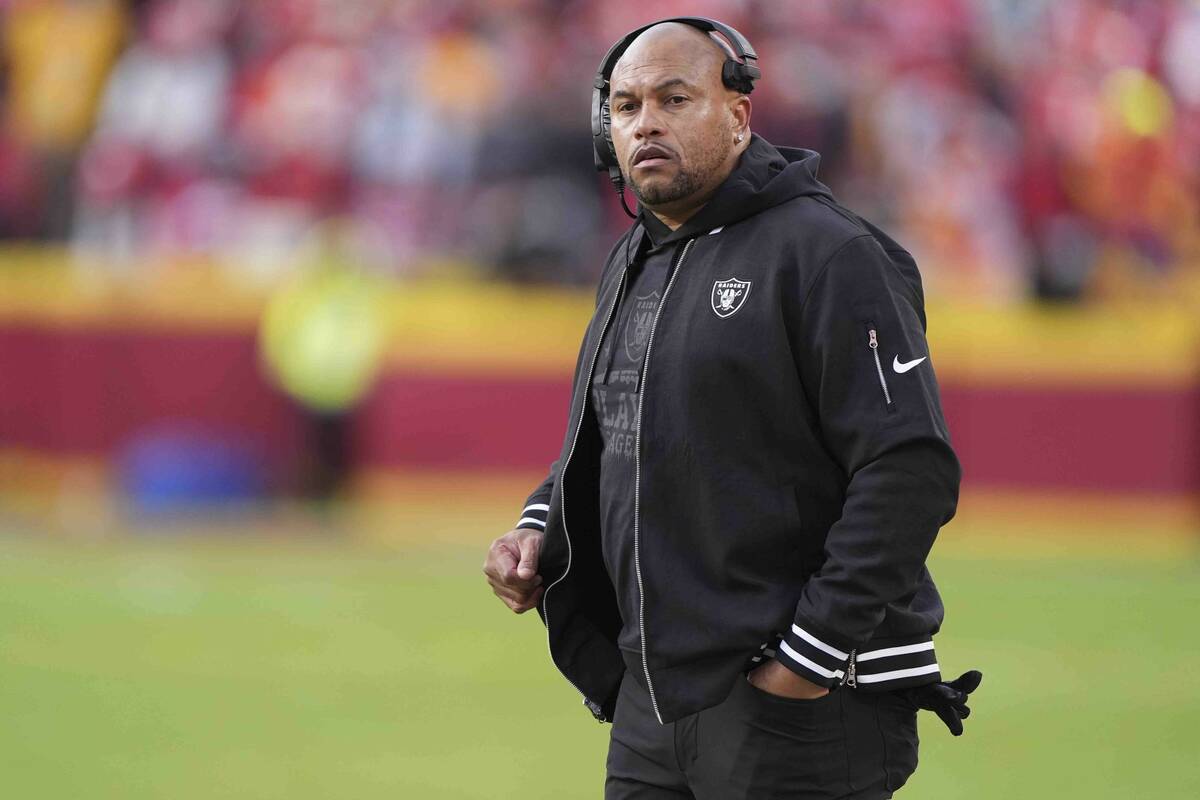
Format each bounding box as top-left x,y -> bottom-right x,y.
855,639 -> 940,689
777,623 -> 851,687
776,624 -> 942,691
515,503 -> 549,531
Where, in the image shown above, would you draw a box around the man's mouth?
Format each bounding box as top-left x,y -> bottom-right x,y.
633,144 -> 675,169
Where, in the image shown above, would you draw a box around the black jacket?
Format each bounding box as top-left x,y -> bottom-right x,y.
513,135 -> 961,725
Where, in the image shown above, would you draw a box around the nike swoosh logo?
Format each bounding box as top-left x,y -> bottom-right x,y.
893,355 -> 926,374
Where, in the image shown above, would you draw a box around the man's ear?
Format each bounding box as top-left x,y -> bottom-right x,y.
731,95 -> 752,139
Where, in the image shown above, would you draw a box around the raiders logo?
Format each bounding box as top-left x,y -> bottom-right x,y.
711,278 -> 751,318
624,291 -> 660,361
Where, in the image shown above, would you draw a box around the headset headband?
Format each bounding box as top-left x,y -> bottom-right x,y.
593,17 -> 760,96
591,17 -> 761,217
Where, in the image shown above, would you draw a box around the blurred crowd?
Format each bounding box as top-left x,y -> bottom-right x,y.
1,0 -> 1199,300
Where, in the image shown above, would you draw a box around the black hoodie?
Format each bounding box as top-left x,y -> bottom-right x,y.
513,134 -> 961,725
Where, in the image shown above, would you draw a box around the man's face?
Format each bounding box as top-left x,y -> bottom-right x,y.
608,33 -> 737,209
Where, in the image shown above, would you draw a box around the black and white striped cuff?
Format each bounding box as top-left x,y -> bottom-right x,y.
515,503 -> 549,531
777,624 -> 851,687
778,624 -> 942,690
854,640 -> 941,689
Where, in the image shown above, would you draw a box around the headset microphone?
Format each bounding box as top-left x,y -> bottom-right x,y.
591,17 -> 761,219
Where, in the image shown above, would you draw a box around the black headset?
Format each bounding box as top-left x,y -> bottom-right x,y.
591,17 -> 761,217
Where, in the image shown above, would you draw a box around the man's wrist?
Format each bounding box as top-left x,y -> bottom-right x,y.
748,658 -> 831,699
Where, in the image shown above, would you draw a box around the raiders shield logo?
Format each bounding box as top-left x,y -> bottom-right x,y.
711,278 -> 751,318
624,291 -> 660,360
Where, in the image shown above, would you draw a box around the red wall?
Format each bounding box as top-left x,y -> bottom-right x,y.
3,324 -> 1197,496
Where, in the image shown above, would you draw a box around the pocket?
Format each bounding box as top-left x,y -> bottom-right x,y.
788,484 -> 824,580
876,690 -> 920,792
739,673 -> 839,710
722,676 -> 851,795
785,483 -> 803,534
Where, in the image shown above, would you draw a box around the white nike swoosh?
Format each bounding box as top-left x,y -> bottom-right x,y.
893,355 -> 926,374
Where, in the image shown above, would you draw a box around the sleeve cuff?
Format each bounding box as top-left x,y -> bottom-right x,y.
777,625 -> 943,690
515,503 -> 549,531
776,623 -> 852,688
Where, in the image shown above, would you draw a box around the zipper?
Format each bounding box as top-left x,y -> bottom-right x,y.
841,648 -> 858,688
542,266 -> 629,708
633,237 -> 696,724
867,326 -> 892,406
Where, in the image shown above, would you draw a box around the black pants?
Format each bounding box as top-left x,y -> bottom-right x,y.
605,671 -> 919,799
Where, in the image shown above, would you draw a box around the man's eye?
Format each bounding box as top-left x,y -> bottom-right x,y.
616,102 -> 638,113
667,95 -> 688,105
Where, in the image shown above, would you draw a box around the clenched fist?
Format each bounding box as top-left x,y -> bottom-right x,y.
483,528 -> 544,613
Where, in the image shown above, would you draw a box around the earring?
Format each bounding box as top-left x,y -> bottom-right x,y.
736,132 -> 745,143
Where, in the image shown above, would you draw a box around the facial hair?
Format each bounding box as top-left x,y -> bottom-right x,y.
625,133 -> 733,208
628,164 -> 705,206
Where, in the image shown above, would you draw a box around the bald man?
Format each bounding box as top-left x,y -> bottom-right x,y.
484,18 -> 979,798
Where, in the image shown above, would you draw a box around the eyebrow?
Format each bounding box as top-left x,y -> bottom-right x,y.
611,77 -> 697,101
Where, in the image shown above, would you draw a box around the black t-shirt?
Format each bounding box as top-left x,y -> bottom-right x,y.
591,215 -> 676,656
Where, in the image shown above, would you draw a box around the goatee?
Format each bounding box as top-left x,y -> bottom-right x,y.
628,169 -> 705,207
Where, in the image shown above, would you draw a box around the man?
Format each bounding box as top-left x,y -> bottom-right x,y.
483,18 -> 980,799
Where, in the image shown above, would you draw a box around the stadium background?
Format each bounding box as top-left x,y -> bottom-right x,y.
1,0 -> 1198,797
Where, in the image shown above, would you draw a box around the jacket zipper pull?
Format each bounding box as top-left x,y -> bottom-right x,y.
867,327 -> 892,406
841,648 -> 858,688
584,697 -> 608,723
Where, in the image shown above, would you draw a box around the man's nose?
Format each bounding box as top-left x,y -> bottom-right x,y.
633,104 -> 665,140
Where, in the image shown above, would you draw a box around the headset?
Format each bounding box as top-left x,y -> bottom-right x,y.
591,17 -> 761,218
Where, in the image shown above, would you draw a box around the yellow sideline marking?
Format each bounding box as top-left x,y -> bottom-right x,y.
2,452 -> 1193,557
945,486 -> 1199,560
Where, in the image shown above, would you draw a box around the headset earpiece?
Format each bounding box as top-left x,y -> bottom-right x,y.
601,99 -> 613,160
591,79 -> 620,178
722,59 -> 761,95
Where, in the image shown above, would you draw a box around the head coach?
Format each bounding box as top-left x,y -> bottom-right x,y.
483,16 -> 982,799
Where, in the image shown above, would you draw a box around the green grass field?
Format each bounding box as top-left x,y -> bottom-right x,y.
2,510 -> 1199,798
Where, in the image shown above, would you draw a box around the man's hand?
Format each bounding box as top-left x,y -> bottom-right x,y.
483,528 -> 545,614
904,670 -> 982,736
746,658 -> 830,700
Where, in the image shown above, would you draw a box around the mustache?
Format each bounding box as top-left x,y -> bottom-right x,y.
632,143 -> 677,164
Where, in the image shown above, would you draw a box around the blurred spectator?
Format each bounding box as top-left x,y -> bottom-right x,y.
1,0 -> 127,237
73,0 -> 234,265
0,0 -> 1197,302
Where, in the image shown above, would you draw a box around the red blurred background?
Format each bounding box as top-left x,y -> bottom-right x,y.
1,0 -> 1198,526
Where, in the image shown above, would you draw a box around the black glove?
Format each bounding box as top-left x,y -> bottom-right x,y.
903,670 -> 982,736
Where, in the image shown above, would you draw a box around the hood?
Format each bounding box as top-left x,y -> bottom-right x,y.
640,133 -> 835,248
